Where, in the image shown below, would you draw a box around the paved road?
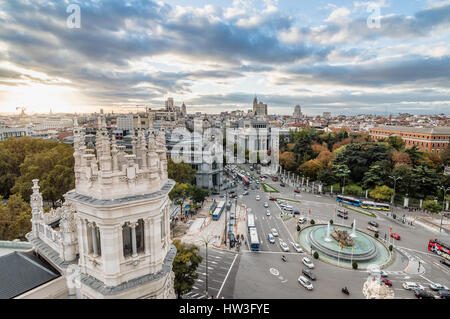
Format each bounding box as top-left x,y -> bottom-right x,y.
182,247 -> 239,299
185,164 -> 450,299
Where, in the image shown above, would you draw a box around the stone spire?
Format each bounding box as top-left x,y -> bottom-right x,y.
30,179 -> 44,237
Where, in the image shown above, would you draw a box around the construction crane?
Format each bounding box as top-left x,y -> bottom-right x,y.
16,106 -> 26,117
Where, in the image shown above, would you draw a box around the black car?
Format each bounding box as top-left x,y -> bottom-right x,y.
440,259 -> 450,267
293,210 -> 300,215
414,290 -> 435,299
280,182 -> 285,187
302,268 -> 316,281
211,190 -> 220,195
368,221 -> 379,227
337,212 -> 348,219
438,289 -> 450,299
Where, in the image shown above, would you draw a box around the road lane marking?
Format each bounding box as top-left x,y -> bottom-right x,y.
216,253 -> 238,299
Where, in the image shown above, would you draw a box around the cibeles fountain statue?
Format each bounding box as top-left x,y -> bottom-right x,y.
330,228 -> 354,247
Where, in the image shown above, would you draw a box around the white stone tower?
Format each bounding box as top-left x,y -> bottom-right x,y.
65,115 -> 176,299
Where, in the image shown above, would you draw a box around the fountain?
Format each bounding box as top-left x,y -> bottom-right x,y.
298,224 -> 391,269
324,221 -> 332,242
350,219 -> 357,238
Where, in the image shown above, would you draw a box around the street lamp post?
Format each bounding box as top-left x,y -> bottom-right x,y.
389,175 -> 402,205
224,192 -> 228,244
200,234 -> 215,298
437,186 -> 450,233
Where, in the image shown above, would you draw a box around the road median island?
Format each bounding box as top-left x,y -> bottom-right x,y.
261,183 -> 279,193
342,204 -> 376,218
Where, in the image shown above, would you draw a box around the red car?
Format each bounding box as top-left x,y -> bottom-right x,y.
381,278 -> 392,287
269,196 -> 277,201
294,189 -> 300,193
390,233 -> 401,240
272,177 -> 278,182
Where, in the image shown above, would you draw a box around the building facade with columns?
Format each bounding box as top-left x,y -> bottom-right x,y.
24,116 -> 176,299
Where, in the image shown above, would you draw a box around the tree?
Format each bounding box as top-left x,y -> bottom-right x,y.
172,239 -> 203,299
317,167 -> 338,186
313,251 -> 319,259
279,151 -> 297,171
0,194 -> 31,240
333,164 -> 350,188
422,200 -> 442,214
369,185 -> 394,201
441,145 -> 450,166
298,159 -> 323,180
187,185 -> 210,205
386,136 -> 405,151
169,183 -> 189,214
352,262 -> 358,270
167,158 -> 197,184
0,138 -> 74,202
391,151 -> 411,167
362,160 -> 392,189
333,142 -> 390,183
405,145 -> 423,167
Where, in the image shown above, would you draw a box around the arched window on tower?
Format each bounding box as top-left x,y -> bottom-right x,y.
123,219 -> 145,257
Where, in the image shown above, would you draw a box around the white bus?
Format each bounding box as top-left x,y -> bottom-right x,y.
249,227 -> 260,251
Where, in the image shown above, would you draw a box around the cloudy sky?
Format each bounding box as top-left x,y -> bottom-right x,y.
0,0 -> 449,115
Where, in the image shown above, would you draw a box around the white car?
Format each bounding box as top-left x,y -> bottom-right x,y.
268,233 -> 275,244
429,282 -> 448,291
271,228 -> 279,237
279,202 -> 287,207
298,217 -> 307,224
283,206 -> 293,211
302,257 -> 314,269
291,242 -> 303,253
298,275 -> 313,290
256,195 -> 261,201
402,282 -> 425,290
264,202 -> 269,208
266,209 -> 271,216
369,269 -> 388,277
280,241 -> 290,252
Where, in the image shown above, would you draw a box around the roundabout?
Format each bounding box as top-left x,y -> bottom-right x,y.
298,223 -> 392,270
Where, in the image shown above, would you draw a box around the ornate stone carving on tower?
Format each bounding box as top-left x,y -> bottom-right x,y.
26,115 -> 177,299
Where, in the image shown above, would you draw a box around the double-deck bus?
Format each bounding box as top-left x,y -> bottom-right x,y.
428,239 -> 450,259
236,173 -> 250,187
249,227 -> 260,251
212,201 -> 225,220
336,195 -> 361,206
247,213 -> 256,232
361,201 -> 391,211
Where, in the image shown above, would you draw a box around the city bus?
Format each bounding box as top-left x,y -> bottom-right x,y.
361,201 -> 391,211
212,200 -> 225,220
247,213 -> 256,232
428,239 -> 450,259
336,195 -> 361,206
249,227 -> 260,251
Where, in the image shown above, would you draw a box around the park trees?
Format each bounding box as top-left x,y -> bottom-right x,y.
279,151 -> 297,171
167,158 -> 197,185
369,185 -> 394,201
333,142 -> 390,183
422,200 -> 442,214
172,239 -> 203,299
0,194 -> 31,240
362,160 -> 392,189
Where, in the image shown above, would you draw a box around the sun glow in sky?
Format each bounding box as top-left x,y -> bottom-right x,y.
0,0 -> 449,115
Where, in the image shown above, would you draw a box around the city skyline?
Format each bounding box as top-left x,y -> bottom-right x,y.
0,0 -> 449,115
